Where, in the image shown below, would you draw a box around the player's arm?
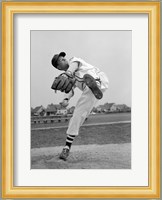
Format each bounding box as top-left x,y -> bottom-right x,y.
60,62 -> 78,107
60,86 -> 75,107
51,69 -> 76,107
64,86 -> 75,99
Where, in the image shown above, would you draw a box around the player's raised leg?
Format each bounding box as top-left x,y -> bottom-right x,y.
83,74 -> 103,100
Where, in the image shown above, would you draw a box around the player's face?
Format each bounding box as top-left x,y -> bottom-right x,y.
57,56 -> 69,71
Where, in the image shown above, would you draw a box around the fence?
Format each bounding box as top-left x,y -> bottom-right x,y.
31,115 -> 73,124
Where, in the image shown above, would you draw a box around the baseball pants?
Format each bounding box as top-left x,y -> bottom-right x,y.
66,86 -> 106,136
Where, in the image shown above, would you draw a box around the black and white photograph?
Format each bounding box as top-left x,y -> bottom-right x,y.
2,1 -> 160,198
31,30 -> 132,169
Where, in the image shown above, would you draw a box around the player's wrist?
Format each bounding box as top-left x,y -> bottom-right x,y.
65,71 -> 74,78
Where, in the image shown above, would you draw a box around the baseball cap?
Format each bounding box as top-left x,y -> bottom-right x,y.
51,52 -> 66,68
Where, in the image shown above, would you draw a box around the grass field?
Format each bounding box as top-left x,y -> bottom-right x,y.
31,123 -> 131,148
31,113 -> 131,169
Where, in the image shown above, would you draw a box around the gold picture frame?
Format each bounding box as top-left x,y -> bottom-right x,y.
2,2 -> 160,198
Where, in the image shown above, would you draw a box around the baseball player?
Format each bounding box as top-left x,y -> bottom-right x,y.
51,52 -> 109,161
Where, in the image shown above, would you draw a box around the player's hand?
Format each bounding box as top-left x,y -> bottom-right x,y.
51,73 -> 76,93
60,99 -> 69,108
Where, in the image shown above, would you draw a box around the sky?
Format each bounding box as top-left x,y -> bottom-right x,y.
31,30 -> 132,108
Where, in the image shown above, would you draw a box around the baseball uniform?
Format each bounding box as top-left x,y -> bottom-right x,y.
64,57 -> 109,136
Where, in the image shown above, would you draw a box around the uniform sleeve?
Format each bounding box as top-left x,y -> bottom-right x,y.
66,57 -> 80,75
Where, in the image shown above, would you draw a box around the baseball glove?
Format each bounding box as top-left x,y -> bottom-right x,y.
51,73 -> 76,93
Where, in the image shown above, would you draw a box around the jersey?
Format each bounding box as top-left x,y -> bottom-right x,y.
64,57 -> 109,100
